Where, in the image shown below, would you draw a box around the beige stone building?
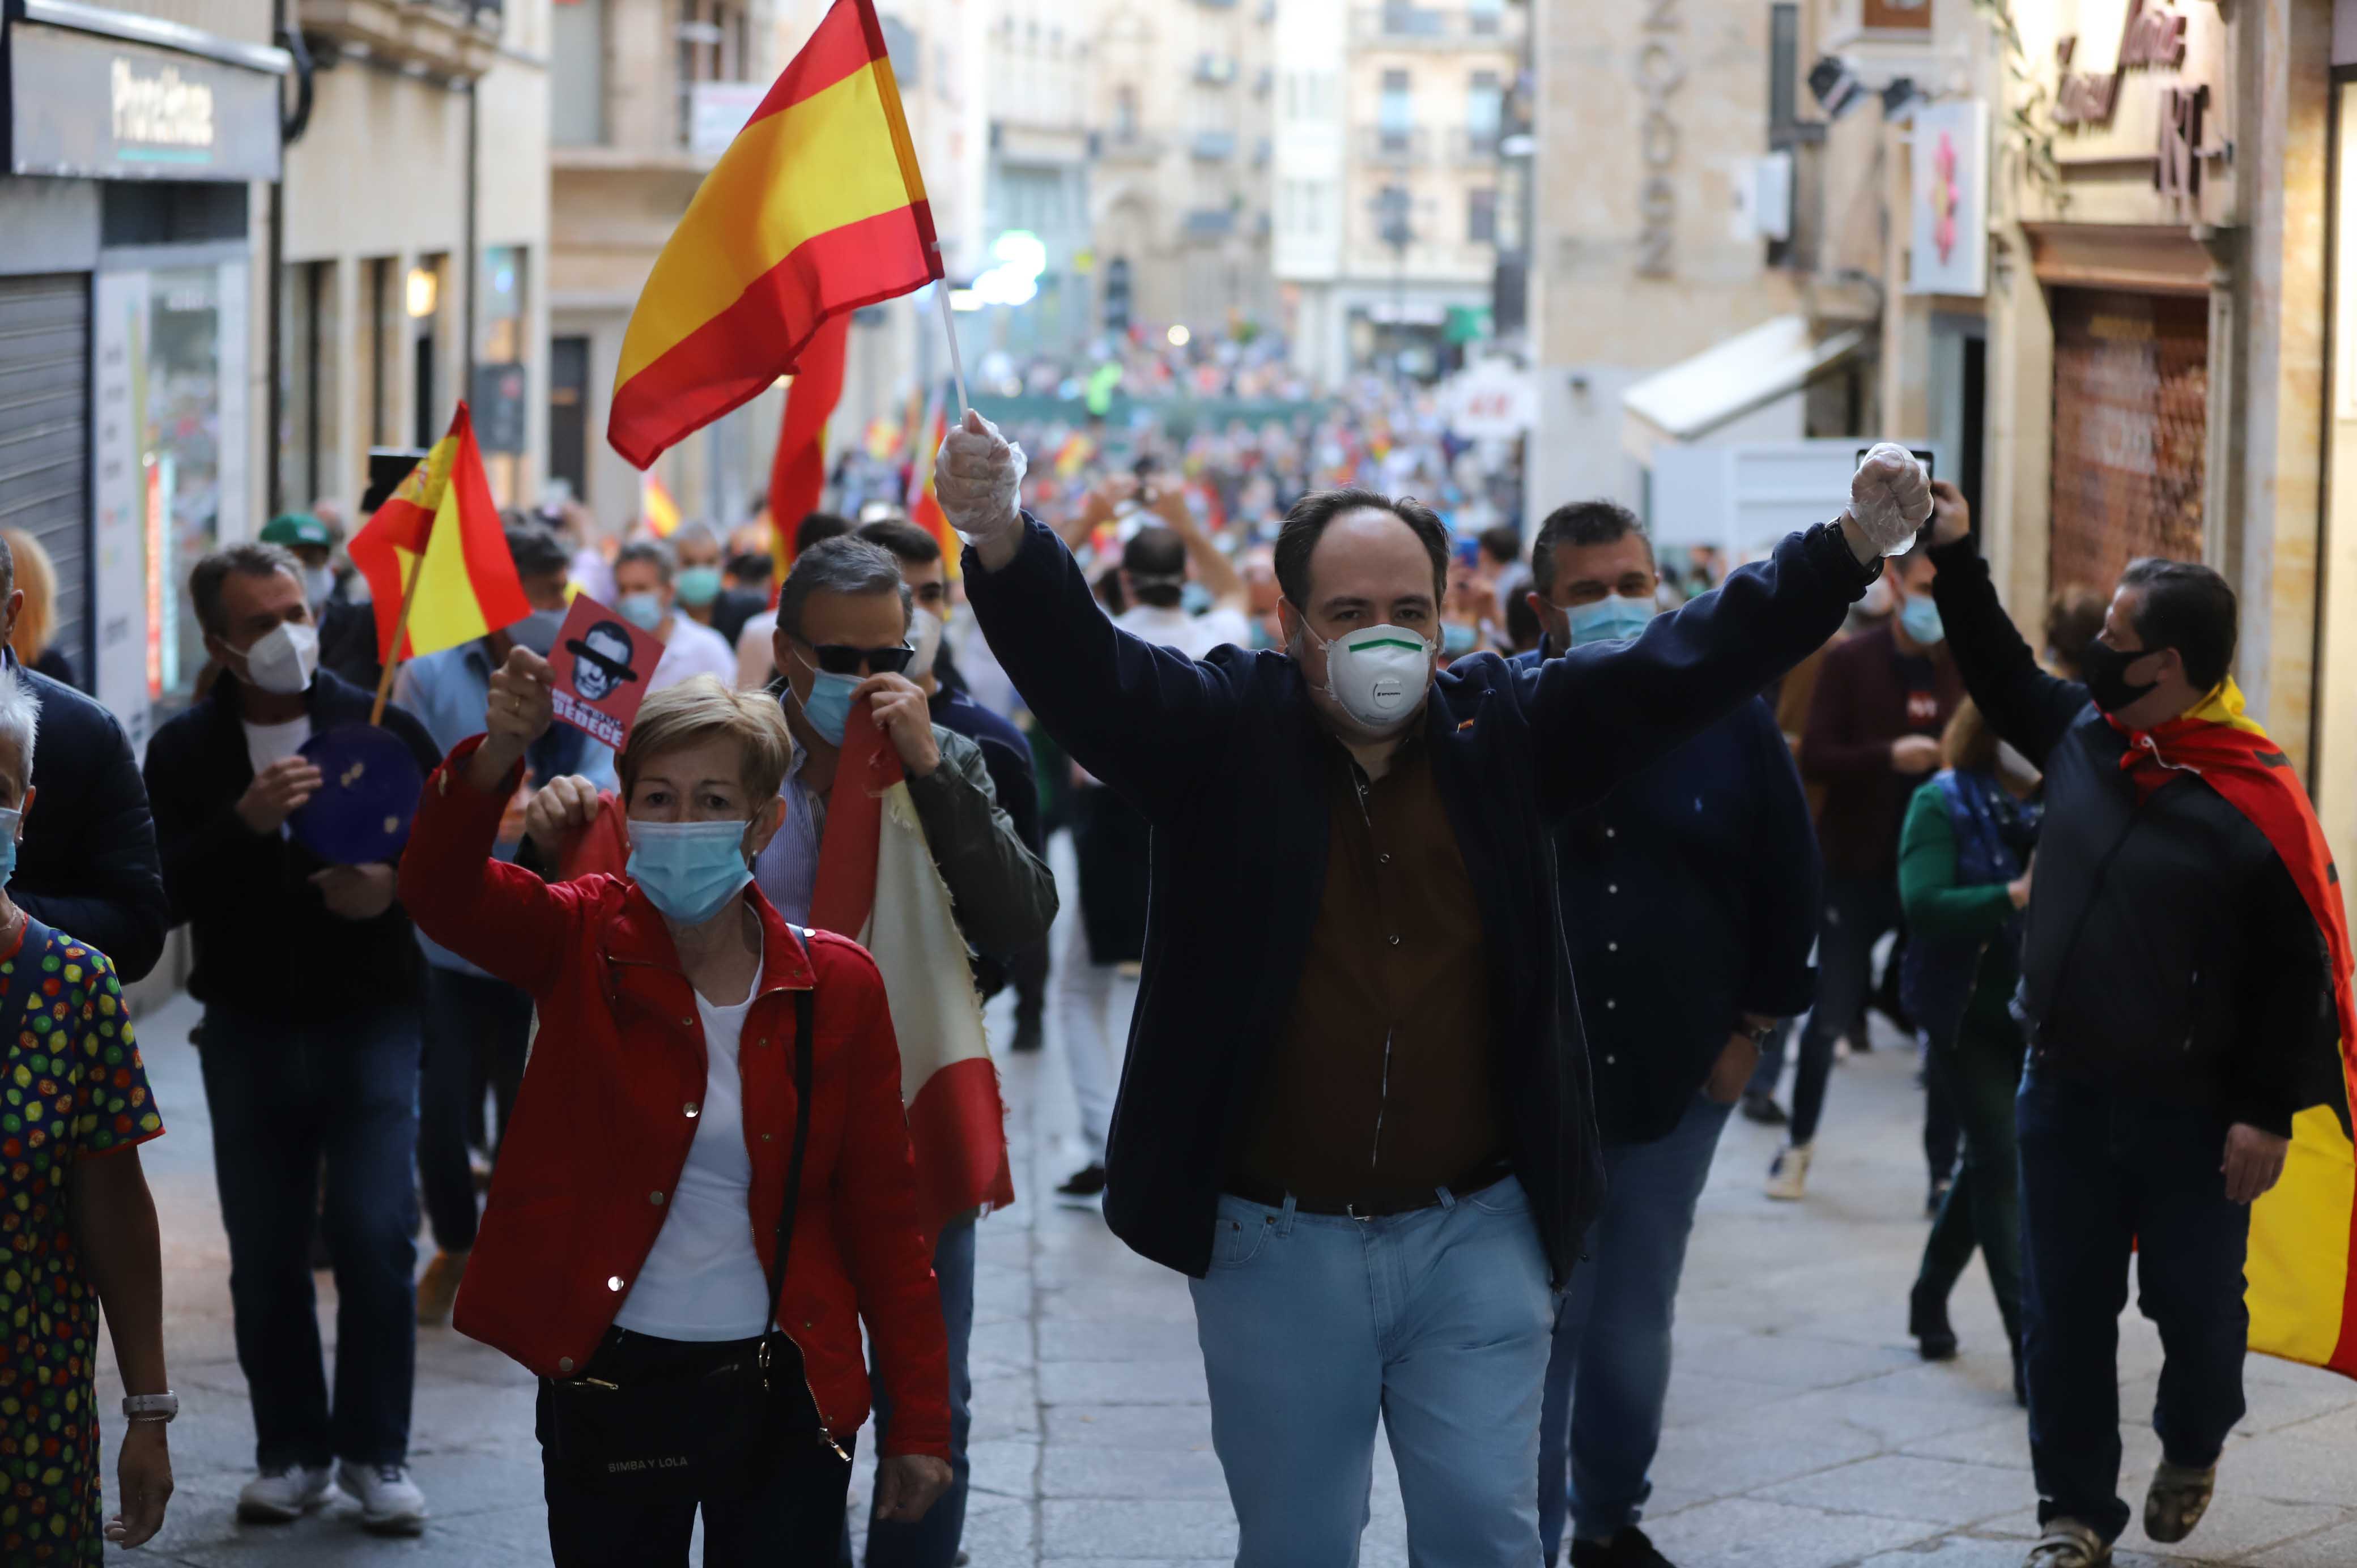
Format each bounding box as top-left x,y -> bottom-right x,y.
1275,0 -> 1518,387
1090,0 -> 1278,341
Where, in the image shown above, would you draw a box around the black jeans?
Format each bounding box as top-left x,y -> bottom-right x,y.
419,966 -> 534,1253
1790,874 -> 1903,1144
1913,1021 -> 2026,1342
198,1003 -> 421,1469
2018,1070 -> 2251,1544
539,1330 -> 856,1566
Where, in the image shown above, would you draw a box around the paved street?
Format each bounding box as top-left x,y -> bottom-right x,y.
104,960 -> 2357,1566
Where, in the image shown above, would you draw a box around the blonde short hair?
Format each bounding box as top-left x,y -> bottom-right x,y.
618,676 -> 792,804
4,528 -> 58,666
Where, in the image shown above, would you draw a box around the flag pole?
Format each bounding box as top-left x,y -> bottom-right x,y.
369,546 -> 431,727
931,279 -> 970,418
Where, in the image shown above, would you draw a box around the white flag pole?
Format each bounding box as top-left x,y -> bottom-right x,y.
932,282 -> 971,419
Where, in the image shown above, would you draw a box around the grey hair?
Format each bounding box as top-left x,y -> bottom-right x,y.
0,664 -> 41,801
673,521 -> 722,555
614,539 -> 675,584
777,538 -> 913,642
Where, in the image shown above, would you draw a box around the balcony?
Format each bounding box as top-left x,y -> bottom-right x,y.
1095,130 -> 1167,164
1192,130 -> 1237,161
1350,5 -> 1522,48
297,0 -> 501,79
1448,127 -> 1501,165
1360,125 -> 1431,167
1185,207 -> 1238,238
1193,54 -> 1237,86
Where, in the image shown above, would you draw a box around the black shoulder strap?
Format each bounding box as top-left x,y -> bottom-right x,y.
764,984 -> 817,1331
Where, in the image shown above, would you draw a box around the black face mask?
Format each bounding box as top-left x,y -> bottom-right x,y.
2081,635 -> 2162,715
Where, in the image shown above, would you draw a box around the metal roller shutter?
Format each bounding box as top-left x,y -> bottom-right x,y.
2048,287 -> 2210,594
0,272 -> 91,687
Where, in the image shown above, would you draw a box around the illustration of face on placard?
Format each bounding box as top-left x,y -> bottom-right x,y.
544,595 -> 665,751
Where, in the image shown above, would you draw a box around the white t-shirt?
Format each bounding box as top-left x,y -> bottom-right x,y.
1115,601 -> 1254,662
612,971 -> 773,1341
242,715 -> 313,777
650,612 -> 742,693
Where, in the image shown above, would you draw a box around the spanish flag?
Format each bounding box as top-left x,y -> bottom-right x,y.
2117,681 -> 2357,1378
640,473 -> 682,538
905,386 -> 958,580
607,0 -> 942,470
768,311 -> 850,579
347,404 -> 528,662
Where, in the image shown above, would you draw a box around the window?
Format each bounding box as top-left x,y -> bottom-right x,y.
1769,3 -> 1800,138
1467,188 -> 1498,244
1469,0 -> 1503,33
1379,69 -> 1412,152
551,0 -> 607,145
1114,84 -> 1139,139
677,0 -> 754,147
276,259 -> 335,512
1466,70 -> 1501,154
1375,184 -> 1412,248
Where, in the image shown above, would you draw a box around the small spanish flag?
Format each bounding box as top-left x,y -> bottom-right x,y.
607,0 -> 942,471
347,404 -> 528,663
641,473 -> 682,538
905,386 -> 957,580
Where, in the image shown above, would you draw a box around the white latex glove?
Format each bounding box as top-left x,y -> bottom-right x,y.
934,409 -> 1028,547
1844,442 -> 1934,557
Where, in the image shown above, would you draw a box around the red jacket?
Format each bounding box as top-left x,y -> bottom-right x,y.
398,736 -> 951,1458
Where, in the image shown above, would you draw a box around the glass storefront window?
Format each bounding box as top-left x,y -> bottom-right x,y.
144,267 -> 223,703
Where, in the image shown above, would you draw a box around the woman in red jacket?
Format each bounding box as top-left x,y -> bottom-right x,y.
399,657 -> 951,1565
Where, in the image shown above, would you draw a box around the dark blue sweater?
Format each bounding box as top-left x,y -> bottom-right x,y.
963,515 -> 1877,1281
1518,642 -> 1820,1144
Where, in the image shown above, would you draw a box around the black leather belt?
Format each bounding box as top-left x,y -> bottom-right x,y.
1227,1155 -> 1516,1220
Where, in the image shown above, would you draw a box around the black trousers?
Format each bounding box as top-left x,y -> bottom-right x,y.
538,1330 -> 856,1566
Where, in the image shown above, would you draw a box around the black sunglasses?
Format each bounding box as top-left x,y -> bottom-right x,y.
805,642 -> 916,676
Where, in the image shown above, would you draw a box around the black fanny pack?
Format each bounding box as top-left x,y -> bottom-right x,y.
543,987 -> 840,1499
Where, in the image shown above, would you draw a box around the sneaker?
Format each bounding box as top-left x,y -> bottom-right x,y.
1738,1090 -> 1788,1127
416,1248 -> 468,1327
1568,1525 -> 1677,1567
237,1464 -> 341,1523
2022,1519 -> 2109,1567
1055,1162 -> 1108,1207
1764,1143 -> 1812,1200
1008,1016 -> 1044,1054
1908,1283 -> 1959,1361
2143,1459 -> 2217,1543
338,1462 -> 428,1536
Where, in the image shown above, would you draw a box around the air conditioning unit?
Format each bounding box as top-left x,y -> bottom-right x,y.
1730,151 -> 1794,243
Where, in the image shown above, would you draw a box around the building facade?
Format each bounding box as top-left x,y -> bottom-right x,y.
1275,0 -> 1519,387
1,0 -> 282,745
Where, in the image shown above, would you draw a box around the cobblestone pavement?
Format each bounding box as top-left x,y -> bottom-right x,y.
106,969 -> 2357,1566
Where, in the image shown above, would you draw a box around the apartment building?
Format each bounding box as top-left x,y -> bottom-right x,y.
1273,0 -> 1517,386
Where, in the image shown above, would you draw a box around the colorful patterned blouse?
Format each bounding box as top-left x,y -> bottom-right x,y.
0,921 -> 164,1564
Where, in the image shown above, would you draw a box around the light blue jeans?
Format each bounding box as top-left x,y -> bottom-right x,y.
1537,1093 -> 1734,1560
1188,1174 -> 1556,1568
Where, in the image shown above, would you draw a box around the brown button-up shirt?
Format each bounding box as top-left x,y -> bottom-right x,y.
1233,730 -> 1501,1203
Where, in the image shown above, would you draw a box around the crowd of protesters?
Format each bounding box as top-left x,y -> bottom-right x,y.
2,372 -> 2347,1568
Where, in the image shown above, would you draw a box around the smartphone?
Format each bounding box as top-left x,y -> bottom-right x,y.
1856,447 -> 1935,481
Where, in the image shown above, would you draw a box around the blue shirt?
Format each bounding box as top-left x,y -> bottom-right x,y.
394,640 -> 619,974
1516,641 -> 1822,1145
751,739 -> 824,928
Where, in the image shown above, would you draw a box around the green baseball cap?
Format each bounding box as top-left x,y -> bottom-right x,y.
261,512 -> 333,549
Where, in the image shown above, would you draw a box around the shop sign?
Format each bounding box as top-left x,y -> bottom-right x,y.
5,24 -> 280,181
2044,0 -> 2225,214
1863,0 -> 1933,32
1908,100 -> 1989,296
1635,0 -> 1683,279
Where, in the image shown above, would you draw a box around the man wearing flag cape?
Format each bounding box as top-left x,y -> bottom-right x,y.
1923,484 -> 2354,1568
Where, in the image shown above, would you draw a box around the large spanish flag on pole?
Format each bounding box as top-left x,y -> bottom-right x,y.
2116,683 -> 2357,1379
607,0 -> 942,471
347,404 -> 528,666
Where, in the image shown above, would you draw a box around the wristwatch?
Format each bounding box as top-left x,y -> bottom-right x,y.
121,1392 -> 179,1424
1739,1019 -> 1779,1045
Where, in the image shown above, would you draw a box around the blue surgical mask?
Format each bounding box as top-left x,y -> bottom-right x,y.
796,664 -> 862,747
1898,594 -> 1946,647
0,808 -> 18,888
626,818 -> 754,926
510,607 -> 567,658
1441,620 -> 1478,656
618,592 -> 667,632
1564,594 -> 1656,647
675,566 -> 724,608
1181,581 -> 1213,615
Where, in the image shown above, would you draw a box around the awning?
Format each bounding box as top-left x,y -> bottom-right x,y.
1620,314 -> 1870,463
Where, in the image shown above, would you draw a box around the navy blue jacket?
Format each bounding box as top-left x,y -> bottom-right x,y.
1518,641 -> 1819,1145
964,515 -> 1877,1282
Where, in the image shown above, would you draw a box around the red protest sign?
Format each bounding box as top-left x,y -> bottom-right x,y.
543,595 -> 664,752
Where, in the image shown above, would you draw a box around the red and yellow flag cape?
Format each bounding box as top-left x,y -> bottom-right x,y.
607,0 -> 942,471
2116,680 -> 2357,1378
